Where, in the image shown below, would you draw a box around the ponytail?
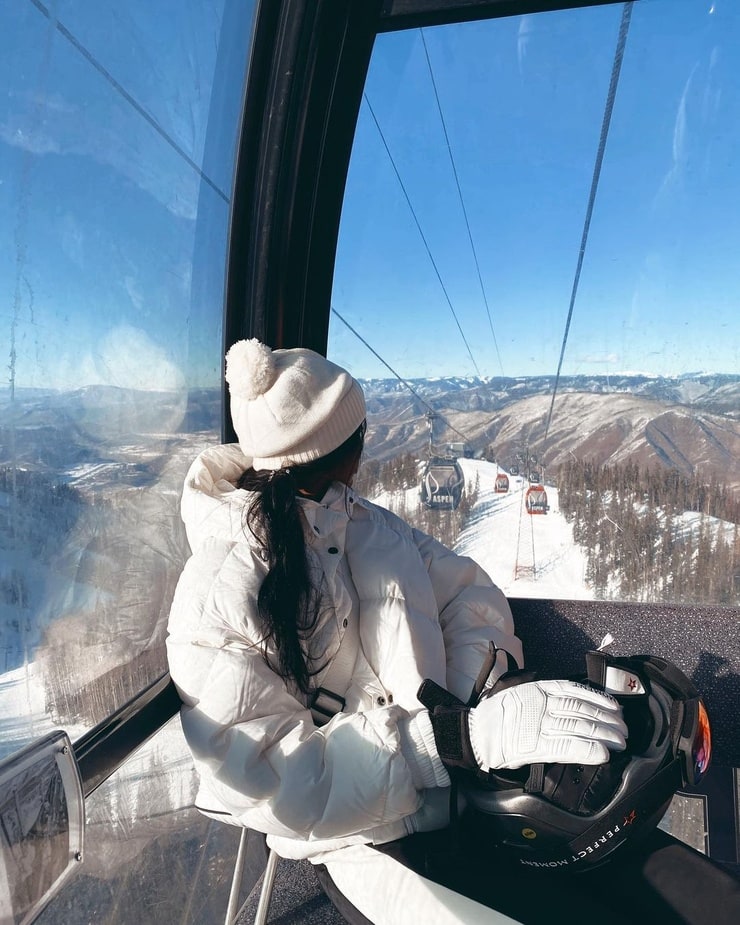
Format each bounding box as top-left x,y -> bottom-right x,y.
236,420 -> 365,693
237,467 -> 321,694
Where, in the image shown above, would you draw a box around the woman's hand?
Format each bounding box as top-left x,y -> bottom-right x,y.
469,680 -> 628,770
426,679 -> 627,772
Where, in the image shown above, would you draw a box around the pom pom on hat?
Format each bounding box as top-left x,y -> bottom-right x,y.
225,338 -> 277,400
225,339 -> 366,470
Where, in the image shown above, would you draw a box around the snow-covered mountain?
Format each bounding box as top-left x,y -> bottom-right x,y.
361,371 -> 740,413
4,374 -> 738,488
361,375 -> 740,491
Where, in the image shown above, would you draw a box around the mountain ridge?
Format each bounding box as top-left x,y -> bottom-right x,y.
360,375 -> 740,491
3,374 -> 739,491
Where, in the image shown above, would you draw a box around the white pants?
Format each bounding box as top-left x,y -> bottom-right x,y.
319,843 -> 523,925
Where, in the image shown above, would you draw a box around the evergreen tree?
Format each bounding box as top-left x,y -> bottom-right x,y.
556,458 -> 739,606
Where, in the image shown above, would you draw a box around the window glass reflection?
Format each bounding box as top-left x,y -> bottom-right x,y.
33,717 -> 266,924
330,0 -> 740,608
0,1 -> 252,758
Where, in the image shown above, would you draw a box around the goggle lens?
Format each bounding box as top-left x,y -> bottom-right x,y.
692,700 -> 712,783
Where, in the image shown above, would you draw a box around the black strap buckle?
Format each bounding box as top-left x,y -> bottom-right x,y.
310,687 -> 346,725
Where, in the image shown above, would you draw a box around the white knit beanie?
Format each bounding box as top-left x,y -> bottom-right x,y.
225,339 -> 366,470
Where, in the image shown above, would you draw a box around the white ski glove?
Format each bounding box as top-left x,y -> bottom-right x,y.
468,679 -> 628,770
425,679 -> 627,772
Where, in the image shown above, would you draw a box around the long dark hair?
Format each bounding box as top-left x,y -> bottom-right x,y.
236,421 -> 366,693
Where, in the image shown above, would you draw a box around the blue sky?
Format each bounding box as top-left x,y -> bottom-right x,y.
1,0 -> 738,392
330,0 -> 740,380
0,0 -> 246,392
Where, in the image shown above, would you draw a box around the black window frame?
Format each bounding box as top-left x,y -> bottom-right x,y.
221,0 -> 629,440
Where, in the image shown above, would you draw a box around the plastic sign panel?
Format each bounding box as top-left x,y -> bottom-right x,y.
0,731 -> 84,925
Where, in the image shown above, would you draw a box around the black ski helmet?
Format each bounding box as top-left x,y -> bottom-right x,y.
460,650 -> 712,872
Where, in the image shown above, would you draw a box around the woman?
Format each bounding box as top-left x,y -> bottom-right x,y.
166,339 -> 627,924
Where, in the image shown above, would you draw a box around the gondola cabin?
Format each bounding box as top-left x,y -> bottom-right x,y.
420,457 -> 465,510
525,484 -> 549,514
2,1 -> 740,923
447,442 -> 473,458
495,473 -> 509,493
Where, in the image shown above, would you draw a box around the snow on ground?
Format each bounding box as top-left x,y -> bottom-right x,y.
455,459 -> 593,600
0,661 -> 88,759
371,485 -> 420,512
371,458 -> 593,600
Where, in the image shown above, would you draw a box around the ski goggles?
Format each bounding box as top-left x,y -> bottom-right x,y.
638,655 -> 712,787
598,653 -> 712,788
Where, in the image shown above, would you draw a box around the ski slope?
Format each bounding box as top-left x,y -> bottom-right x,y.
371,457 -> 593,600
454,459 -> 592,600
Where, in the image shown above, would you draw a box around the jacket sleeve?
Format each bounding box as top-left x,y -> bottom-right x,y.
411,528 -> 524,702
166,539 -> 428,844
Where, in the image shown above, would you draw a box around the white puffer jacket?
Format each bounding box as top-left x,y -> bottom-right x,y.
166,444 -> 522,860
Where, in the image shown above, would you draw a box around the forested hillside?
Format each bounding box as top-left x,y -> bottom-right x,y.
557,459 -> 740,605
356,451 -> 740,607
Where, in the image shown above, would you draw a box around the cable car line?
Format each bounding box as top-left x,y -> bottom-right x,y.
363,94 -> 482,378
27,0 -> 229,203
543,1 -> 633,444
514,477 -> 548,581
331,306 -> 474,446
420,29 -> 505,378
513,477 -> 538,580
530,508 -> 537,576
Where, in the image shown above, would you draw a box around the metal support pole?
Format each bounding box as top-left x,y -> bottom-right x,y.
253,848 -> 280,925
224,827 -> 249,925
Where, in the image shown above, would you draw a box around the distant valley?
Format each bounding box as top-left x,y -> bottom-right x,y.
360,373 -> 740,492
